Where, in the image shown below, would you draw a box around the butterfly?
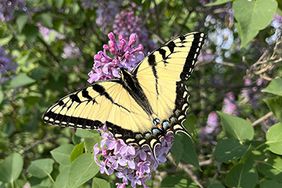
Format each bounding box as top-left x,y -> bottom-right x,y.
43,32 -> 205,154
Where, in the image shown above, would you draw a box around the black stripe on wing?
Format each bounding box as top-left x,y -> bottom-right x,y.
180,32 -> 206,80
148,54 -> 159,95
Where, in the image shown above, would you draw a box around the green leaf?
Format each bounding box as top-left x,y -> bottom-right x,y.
8,73 -> 35,88
265,96 -> 282,122
53,165 -> 70,188
257,155 -> 282,182
75,129 -> 99,138
39,13 -> 53,28
51,144 -> 74,165
55,0 -> 64,9
266,123 -> 282,155
0,88 -> 3,105
68,153 -> 99,188
84,138 -> 98,153
217,112 -> 254,141
27,158 -> 54,178
214,138 -> 248,163
183,114 -> 197,139
171,134 -> 184,164
225,162 -> 258,188
0,153 -> 23,183
70,142 -> 84,161
261,180 -> 282,188
0,35 -> 13,45
262,78 -> 282,96
16,15 -> 28,32
208,182 -> 225,188
29,177 -> 53,188
161,174 -> 196,188
171,134 -> 199,168
233,0 -> 278,47
92,178 -> 111,188
205,0 -> 230,7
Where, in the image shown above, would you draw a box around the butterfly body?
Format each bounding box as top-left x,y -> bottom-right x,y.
43,32 -> 206,152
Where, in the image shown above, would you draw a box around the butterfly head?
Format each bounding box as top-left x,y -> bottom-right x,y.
118,67 -> 132,80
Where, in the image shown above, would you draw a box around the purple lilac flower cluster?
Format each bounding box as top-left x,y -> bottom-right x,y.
266,14 -> 282,45
241,77 -> 267,108
37,23 -> 65,42
0,0 -> 26,22
62,42 -> 81,59
222,92 -> 239,115
88,32 -> 144,83
200,92 -> 239,142
94,126 -> 174,188
199,10 -> 238,64
0,46 -> 17,83
80,0 -> 95,10
113,9 -> 154,51
95,0 -> 123,33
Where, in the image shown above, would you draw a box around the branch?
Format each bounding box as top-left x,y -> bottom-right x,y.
252,112 -> 274,127
168,154 -> 204,188
38,37 -> 60,66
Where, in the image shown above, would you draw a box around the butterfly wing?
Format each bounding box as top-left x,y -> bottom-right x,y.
134,32 -> 205,133
43,80 -> 153,138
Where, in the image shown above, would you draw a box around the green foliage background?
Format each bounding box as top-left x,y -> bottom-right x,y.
0,0 -> 282,187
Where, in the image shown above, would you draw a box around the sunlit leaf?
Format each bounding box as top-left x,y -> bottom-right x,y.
233,0 -> 277,47
217,112 -> 254,141
266,123 -> 282,155
92,178 -> 111,188
27,158 -> 54,179
70,142 -> 84,161
68,153 -> 100,188
51,144 -> 74,165
265,97 -> 282,122
16,15 -> 28,32
8,73 -> 35,88
262,78 -> 282,96
0,153 -> 23,183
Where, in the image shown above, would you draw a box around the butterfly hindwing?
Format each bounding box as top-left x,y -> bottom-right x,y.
134,32 -> 205,133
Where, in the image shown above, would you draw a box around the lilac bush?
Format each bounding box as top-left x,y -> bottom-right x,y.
88,32 -> 144,83
94,126 -> 173,188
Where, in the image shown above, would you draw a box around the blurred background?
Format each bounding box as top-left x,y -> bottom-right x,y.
0,0 -> 282,188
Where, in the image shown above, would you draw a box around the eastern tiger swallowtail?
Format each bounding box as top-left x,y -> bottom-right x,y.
43,32 -> 205,154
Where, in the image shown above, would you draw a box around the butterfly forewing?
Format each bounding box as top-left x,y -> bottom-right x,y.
43,81 -> 152,132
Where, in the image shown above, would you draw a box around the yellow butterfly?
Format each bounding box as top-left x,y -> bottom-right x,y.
43,32 -> 205,152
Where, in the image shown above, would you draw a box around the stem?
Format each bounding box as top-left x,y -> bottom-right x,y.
47,173 -> 55,183
252,112 -> 273,127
